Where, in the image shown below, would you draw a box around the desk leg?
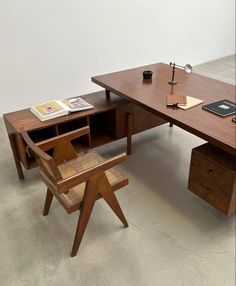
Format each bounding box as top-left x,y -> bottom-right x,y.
126,113 -> 132,155
106,90 -> 110,101
8,133 -> 24,180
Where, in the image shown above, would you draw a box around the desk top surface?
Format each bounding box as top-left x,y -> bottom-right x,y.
92,63 -> 236,154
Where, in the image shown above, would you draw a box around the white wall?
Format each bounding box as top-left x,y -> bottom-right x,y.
0,0 -> 235,115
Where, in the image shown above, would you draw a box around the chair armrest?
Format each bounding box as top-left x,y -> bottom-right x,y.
36,126 -> 90,151
57,152 -> 127,193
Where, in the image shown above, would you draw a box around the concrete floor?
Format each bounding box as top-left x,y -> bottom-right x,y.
0,55 -> 235,286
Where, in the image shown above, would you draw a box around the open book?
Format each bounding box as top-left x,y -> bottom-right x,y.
30,96 -> 94,121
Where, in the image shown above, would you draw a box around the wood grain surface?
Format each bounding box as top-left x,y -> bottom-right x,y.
92,63 -> 236,154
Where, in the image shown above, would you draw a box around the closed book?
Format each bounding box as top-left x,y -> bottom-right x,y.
202,99 -> 236,117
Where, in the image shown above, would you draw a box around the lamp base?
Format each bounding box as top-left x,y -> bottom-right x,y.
168,80 -> 177,85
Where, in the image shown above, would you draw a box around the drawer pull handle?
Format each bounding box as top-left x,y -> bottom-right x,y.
208,168 -> 214,175
205,187 -> 211,193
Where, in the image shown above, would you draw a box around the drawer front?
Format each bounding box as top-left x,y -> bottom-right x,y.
130,104 -> 167,134
115,104 -> 167,139
188,151 -> 234,213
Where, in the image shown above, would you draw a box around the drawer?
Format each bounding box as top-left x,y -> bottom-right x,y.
115,103 -> 167,139
188,143 -> 236,215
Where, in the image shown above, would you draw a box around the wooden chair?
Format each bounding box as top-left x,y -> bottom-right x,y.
21,126 -> 128,257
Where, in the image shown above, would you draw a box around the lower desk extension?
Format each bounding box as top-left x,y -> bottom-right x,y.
3,91 -> 167,180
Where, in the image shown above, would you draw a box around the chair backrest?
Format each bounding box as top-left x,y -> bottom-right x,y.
21,130 -> 63,184
21,126 -> 127,199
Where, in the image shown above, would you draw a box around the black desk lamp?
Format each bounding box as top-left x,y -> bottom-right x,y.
168,62 -> 193,85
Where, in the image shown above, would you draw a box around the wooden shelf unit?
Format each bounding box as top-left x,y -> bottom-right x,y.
4,91 -> 167,179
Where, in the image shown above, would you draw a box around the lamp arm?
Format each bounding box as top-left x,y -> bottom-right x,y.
170,63 -> 184,69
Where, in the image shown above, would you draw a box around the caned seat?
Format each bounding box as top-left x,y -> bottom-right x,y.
57,151 -> 128,213
21,126 -> 128,257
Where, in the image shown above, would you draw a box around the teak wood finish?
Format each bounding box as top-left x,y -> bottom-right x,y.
4,91 -> 166,180
21,127 -> 128,257
92,63 -> 236,155
3,63 -> 236,216
92,63 -> 236,215
188,143 -> 236,216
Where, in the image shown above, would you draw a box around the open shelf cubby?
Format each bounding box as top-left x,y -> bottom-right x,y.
57,118 -> 88,134
89,110 -> 116,147
58,117 -> 90,151
28,126 -> 57,142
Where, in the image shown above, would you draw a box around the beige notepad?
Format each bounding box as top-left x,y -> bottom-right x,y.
178,96 -> 204,110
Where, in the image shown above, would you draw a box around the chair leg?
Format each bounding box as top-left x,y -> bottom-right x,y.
169,122 -> 173,127
71,182 -> 97,257
99,174 -> 128,228
43,188 -> 53,216
71,174 -> 128,257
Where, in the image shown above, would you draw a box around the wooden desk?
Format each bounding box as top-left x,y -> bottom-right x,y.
92,63 -> 235,154
92,63 -> 236,215
3,91 -> 166,180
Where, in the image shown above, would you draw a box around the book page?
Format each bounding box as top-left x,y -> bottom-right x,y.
30,100 -> 70,121
33,101 -> 64,116
61,96 -> 94,112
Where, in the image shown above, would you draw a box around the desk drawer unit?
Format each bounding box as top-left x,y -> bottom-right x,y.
188,143 -> 236,215
115,103 -> 167,139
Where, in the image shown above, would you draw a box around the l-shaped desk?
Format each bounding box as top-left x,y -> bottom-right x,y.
3,63 -> 236,216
